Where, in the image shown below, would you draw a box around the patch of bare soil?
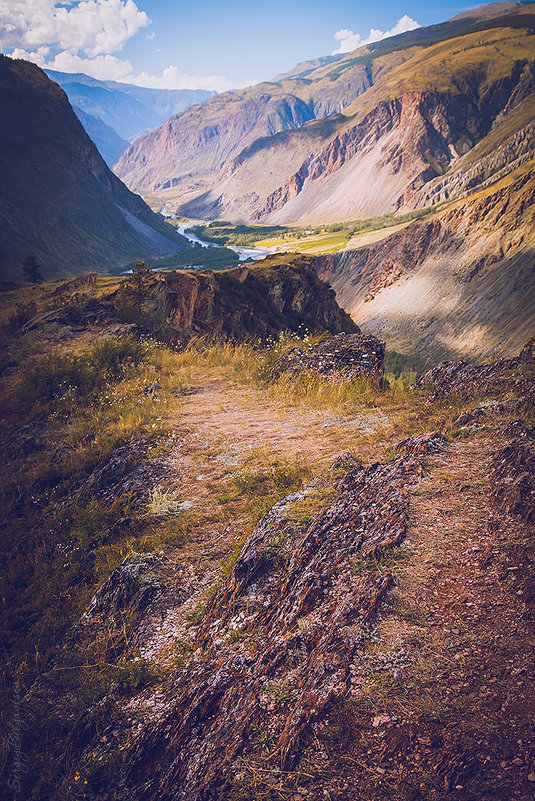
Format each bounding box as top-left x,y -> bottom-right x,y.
126,376 -> 389,669
168,377 -> 388,465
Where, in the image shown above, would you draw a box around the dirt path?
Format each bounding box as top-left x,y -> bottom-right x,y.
133,375 -> 390,666
340,433 -> 535,799
102,373 -> 535,799
170,376 -> 388,464
158,375 -> 389,553
118,373 -> 535,799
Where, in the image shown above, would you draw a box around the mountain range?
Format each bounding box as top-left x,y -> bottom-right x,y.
0,56 -> 186,281
44,69 -> 214,166
115,1 -> 535,225
111,0 -> 534,362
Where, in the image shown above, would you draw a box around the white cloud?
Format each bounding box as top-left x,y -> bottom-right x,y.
10,47 -> 133,79
0,0 -> 150,57
9,47 -> 248,91
2,0 -> 246,91
332,14 -> 421,55
130,65 -> 248,92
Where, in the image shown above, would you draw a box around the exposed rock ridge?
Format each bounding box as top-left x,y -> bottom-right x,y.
253,89 -> 490,221
124,434 -> 442,799
270,332 -> 385,384
144,256 -> 358,342
415,338 -> 535,398
490,421 -> 535,523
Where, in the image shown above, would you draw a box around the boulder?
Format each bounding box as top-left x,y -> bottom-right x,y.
270,332 -> 385,384
490,422 -> 535,524
416,341 -> 534,400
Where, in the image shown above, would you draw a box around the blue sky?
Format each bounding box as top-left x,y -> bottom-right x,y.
126,1 -> 478,81
0,1 -> 525,90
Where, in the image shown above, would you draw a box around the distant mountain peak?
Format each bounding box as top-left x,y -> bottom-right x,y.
451,1 -> 527,21
44,69 -> 215,142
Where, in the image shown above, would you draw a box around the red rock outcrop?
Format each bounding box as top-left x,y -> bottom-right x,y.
490,422 -> 535,523
123,437 -> 438,799
145,255 -> 358,342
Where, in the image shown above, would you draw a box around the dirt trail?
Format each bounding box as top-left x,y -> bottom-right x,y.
346,433 -> 535,799
170,376 -> 388,464
157,375 -> 389,544
133,375 -> 389,666
123,377 -> 535,799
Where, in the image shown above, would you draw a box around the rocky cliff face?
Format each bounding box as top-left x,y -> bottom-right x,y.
115,7 -> 535,226
317,160 -> 535,361
142,256 -> 358,342
0,57 -> 186,281
115,86 -> 348,200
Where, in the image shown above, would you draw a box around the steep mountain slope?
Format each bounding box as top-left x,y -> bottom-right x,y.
73,106 -> 130,167
317,159 -> 535,362
45,70 -> 214,141
178,21 -> 535,223
115,3 -> 535,223
0,56 -> 186,281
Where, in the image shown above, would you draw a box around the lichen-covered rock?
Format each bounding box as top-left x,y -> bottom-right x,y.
489,422 -> 535,524
123,442 -> 431,800
83,552 -> 164,625
75,439 -> 165,507
396,431 -> 447,456
270,332 -> 385,384
416,341 -> 534,400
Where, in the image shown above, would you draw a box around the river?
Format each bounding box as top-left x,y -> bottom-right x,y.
162,210 -> 275,262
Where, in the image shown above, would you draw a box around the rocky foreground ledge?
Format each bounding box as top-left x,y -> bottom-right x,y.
114,432 -> 438,799
75,343 -> 535,801
148,255 -> 358,343
2,267 -> 534,800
